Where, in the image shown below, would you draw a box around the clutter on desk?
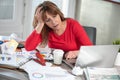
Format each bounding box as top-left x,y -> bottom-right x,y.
9,33 -> 23,42
72,66 -> 83,76
0,48 -> 36,67
0,35 -> 35,67
36,48 -> 53,60
17,43 -> 24,49
0,54 -> 17,66
0,33 -> 23,43
34,52 -> 46,66
1,39 -> 18,54
0,38 -> 52,67
0,34 -> 77,80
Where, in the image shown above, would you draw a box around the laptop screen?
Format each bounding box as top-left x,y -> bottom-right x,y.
75,45 -> 120,68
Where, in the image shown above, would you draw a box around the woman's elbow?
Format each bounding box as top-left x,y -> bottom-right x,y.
25,44 -> 36,51
25,46 -> 33,51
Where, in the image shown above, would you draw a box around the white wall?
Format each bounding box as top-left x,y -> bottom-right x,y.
76,0 -> 120,45
23,0 -> 33,40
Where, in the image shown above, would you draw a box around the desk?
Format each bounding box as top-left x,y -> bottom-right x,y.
0,60 -> 85,80
50,61 -> 85,80
0,35 -> 84,80
0,67 -> 29,80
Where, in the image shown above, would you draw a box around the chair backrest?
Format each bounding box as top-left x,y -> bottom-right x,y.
83,26 -> 96,45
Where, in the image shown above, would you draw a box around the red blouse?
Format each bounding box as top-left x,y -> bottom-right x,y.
25,18 -> 92,52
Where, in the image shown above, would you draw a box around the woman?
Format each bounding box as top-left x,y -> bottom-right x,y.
25,1 -> 92,59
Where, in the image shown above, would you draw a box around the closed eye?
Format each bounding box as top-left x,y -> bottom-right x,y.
45,18 -> 50,22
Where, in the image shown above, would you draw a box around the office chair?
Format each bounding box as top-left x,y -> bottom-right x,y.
83,26 -> 96,45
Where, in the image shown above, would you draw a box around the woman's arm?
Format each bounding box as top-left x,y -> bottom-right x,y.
25,7 -> 44,51
25,30 -> 42,51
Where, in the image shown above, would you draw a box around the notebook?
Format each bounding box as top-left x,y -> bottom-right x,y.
63,45 -> 120,69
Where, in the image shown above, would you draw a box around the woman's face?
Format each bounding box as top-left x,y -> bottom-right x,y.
44,12 -> 62,30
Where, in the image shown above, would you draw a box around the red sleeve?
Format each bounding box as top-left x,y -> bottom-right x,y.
25,30 -> 42,51
72,20 -> 93,45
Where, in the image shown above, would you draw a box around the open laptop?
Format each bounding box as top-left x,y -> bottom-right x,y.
63,45 -> 120,69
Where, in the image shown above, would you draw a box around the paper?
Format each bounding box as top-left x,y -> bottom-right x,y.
0,50 -> 36,67
84,67 -> 120,80
36,48 -> 53,60
20,60 -> 75,80
1,39 -> 18,54
27,67 -> 75,80
0,54 -> 17,66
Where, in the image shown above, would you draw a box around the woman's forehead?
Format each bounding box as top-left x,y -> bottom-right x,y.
45,12 -> 56,17
42,10 -> 57,21
46,12 -> 55,15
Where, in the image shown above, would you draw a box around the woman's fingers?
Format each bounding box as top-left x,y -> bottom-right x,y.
35,7 -> 44,23
65,51 -> 79,60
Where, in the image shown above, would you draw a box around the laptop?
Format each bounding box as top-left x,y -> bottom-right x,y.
63,45 -> 120,69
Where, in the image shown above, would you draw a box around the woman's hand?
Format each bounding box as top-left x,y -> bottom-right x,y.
65,50 -> 79,60
34,7 -> 44,33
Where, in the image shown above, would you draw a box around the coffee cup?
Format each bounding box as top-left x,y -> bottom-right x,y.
53,49 -> 64,65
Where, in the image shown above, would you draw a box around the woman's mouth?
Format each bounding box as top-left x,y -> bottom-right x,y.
53,24 -> 58,27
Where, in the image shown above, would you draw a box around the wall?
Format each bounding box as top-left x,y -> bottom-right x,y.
23,0 -> 33,40
76,0 -> 120,45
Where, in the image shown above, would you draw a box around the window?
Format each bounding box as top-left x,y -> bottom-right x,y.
0,0 -> 14,20
0,0 -> 24,37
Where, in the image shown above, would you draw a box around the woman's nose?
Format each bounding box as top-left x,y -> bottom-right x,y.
51,19 -> 56,25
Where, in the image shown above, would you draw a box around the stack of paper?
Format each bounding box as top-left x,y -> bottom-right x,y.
84,67 -> 120,80
20,60 -> 75,80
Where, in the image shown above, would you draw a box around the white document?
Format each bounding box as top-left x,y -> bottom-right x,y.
0,49 -> 36,67
27,67 -> 75,80
84,67 -> 120,80
0,54 -> 17,66
20,60 -> 75,80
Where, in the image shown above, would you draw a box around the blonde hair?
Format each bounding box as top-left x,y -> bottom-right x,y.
33,1 -> 65,46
